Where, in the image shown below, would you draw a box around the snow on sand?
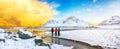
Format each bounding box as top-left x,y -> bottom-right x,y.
58,29 -> 120,49
46,28 -> 120,49
0,29 -> 73,49
0,38 -> 73,49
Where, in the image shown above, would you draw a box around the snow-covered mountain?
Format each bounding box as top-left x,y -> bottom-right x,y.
44,16 -> 89,26
45,20 -> 59,25
100,16 -> 120,25
62,16 -> 89,26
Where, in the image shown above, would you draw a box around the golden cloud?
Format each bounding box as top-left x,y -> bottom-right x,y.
0,0 -> 57,27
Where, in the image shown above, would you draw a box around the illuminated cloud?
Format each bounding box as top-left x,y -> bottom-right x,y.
86,8 -> 92,12
93,0 -> 97,3
49,2 -> 60,8
109,4 -> 116,8
0,0 -> 57,27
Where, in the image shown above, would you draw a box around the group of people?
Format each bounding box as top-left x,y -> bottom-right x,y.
51,27 -> 60,37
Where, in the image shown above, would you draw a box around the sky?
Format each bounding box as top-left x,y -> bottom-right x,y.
40,0 -> 120,25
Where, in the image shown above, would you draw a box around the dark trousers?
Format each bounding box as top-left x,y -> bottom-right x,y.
58,32 -> 60,36
55,32 -> 57,36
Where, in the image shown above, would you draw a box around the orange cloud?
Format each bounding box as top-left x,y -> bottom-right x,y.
0,0 -> 57,27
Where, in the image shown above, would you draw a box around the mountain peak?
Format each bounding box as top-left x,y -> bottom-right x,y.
63,16 -> 79,24
67,16 -> 79,19
100,16 -> 120,25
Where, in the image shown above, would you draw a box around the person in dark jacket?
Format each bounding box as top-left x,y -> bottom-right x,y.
51,27 -> 54,37
58,27 -> 60,36
51,27 -> 54,43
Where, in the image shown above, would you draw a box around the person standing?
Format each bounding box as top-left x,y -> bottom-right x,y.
58,27 -> 60,36
54,27 -> 58,37
51,27 -> 54,37
51,27 -> 54,43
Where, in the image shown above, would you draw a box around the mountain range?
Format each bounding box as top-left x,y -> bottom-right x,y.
44,16 -> 89,26
44,16 -> 120,27
99,16 -> 120,25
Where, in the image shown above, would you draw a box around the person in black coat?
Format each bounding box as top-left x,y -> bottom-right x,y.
51,27 -> 54,37
51,27 -> 54,43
